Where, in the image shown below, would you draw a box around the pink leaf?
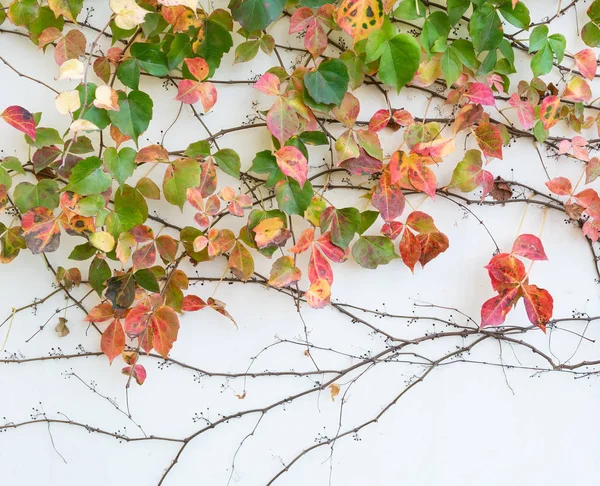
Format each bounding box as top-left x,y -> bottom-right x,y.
1,105 -> 36,140
508,93 -> 534,130
466,82 -> 495,106
574,49 -> 597,81
275,146 -> 308,186
184,57 -> 209,81
254,73 -> 280,96
368,109 -> 391,132
545,177 -> 572,196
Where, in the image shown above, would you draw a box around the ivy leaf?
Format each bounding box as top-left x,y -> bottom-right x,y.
89,256 -> 111,295
352,235 -> 398,269
304,59 -> 349,107
475,123 -> 503,159
103,147 -> 136,188
469,3 -> 503,52
163,158 -> 202,210
228,241 -> 255,281
268,255 -> 302,287
231,0 -> 285,31
447,0 -> 469,25
108,90 -> 153,145
448,149 -> 494,197
13,180 -> 60,213
101,319 -> 125,364
367,33 -> 420,91
117,59 -> 140,90
275,146 -> 308,186
480,287 -> 520,328
105,272 -> 136,309
134,268 -> 160,293
65,156 -> 112,195
371,171 -> 405,222
539,96 -> 560,130
151,306 -> 180,358
1,105 -> 36,140
512,234 -> 548,260
21,207 -> 60,254
275,179 -> 313,215
131,42 -> 169,76
521,284 -> 553,332
320,207 -> 360,249
336,0 -> 384,42
106,185 -> 148,235
213,149 -> 241,179
498,1 -> 530,29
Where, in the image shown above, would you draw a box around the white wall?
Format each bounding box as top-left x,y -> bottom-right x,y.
0,1 -> 599,485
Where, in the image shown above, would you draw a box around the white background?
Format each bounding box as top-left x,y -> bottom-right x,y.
1,1 -> 599,485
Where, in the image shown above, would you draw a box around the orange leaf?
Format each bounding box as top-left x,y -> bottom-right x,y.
101,319 -> 126,364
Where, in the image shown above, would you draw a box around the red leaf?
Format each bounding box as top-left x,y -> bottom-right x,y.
371,172 -> 405,222
124,304 -> 152,337
182,294 -> 207,311
290,227 -> 315,254
101,319 -> 125,364
521,284 -> 553,332
399,229 -> 420,272
308,246 -> 333,284
122,364 -> 147,385
151,305 -> 180,358
21,207 -> 60,254
512,234 -> 548,261
268,255 -> 302,287
485,253 -> 526,291
368,109 -> 391,132
1,105 -> 36,140
132,242 -> 157,270
466,82 -> 495,106
480,287 -> 520,328
339,148 -> 382,176
545,177 -> 572,196
475,123 -> 503,159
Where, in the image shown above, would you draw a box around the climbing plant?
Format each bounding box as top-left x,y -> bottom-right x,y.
0,0 -> 599,386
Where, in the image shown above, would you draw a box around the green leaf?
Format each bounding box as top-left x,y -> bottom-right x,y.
2,157 -> 25,175
106,185 -> 148,235
451,39 -> 479,69
582,21 -> 600,47
420,11 -> 450,54
470,3 -> 503,52
108,90 -> 153,145
393,0 -> 426,20
375,34 -> 421,91
194,13 -> 234,76
275,179 -> 313,215
548,34 -> 566,63
130,42 -> 169,76
447,0 -> 469,25
117,59 -> 140,90
231,0 -> 285,31
48,0 -> 82,22
213,148 -> 241,178
529,25 -> 548,52
299,131 -> 328,146
250,150 -> 284,188
89,256 -> 111,295
25,127 -> 63,149
185,140 -> 211,158
358,210 -> 379,235
167,33 -> 192,70
531,43 -> 553,76
441,47 -> 462,87
234,39 -> 260,63
163,158 -> 201,210
66,156 -> 112,195
0,167 -> 11,190
304,59 -> 349,107
352,235 -> 398,269
7,0 -> 39,27
498,1 -> 530,29
321,207 -> 360,249
340,50 -> 366,90
103,147 -> 136,188
69,242 -> 96,261
13,180 -> 60,213
134,268 -> 160,293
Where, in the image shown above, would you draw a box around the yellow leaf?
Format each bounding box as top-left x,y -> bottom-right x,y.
90,231 -> 116,253
329,383 -> 340,401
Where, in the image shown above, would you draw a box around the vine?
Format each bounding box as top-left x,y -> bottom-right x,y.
0,0 -> 599,482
